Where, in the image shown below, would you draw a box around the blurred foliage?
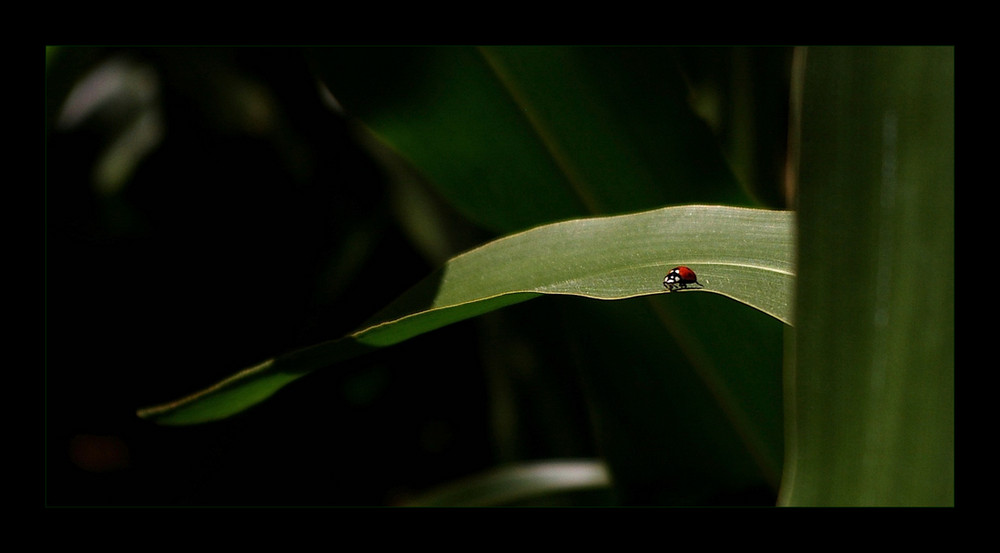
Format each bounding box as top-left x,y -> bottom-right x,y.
47,46 -> 799,506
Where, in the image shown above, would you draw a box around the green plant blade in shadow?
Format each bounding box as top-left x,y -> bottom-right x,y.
779,47 -> 953,506
138,205 -> 794,425
405,459 -> 613,507
309,46 -> 750,234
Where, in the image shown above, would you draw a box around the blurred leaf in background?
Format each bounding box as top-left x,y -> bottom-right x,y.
308,46 -> 756,233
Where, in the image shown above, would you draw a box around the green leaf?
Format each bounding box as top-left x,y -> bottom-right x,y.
405,459 -> 613,507
138,204 -> 794,425
309,46 -> 750,233
779,46 -> 954,506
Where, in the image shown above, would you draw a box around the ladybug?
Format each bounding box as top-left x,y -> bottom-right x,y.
663,266 -> 703,292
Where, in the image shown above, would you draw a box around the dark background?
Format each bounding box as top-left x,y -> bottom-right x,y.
45,47 -> 523,505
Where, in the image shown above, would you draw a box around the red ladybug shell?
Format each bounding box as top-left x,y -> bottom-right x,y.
673,266 -> 698,282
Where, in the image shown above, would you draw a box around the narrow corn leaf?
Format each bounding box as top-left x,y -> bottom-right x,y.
405,459 -> 612,507
138,204 -> 794,425
779,46 -> 953,506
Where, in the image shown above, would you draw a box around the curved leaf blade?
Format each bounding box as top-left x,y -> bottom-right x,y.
138,205 -> 794,425
405,459 -> 612,507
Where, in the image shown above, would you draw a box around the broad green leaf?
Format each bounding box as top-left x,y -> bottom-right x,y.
309,46 -> 749,234
138,204 -> 794,425
476,46 -> 749,214
779,46 -> 953,506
